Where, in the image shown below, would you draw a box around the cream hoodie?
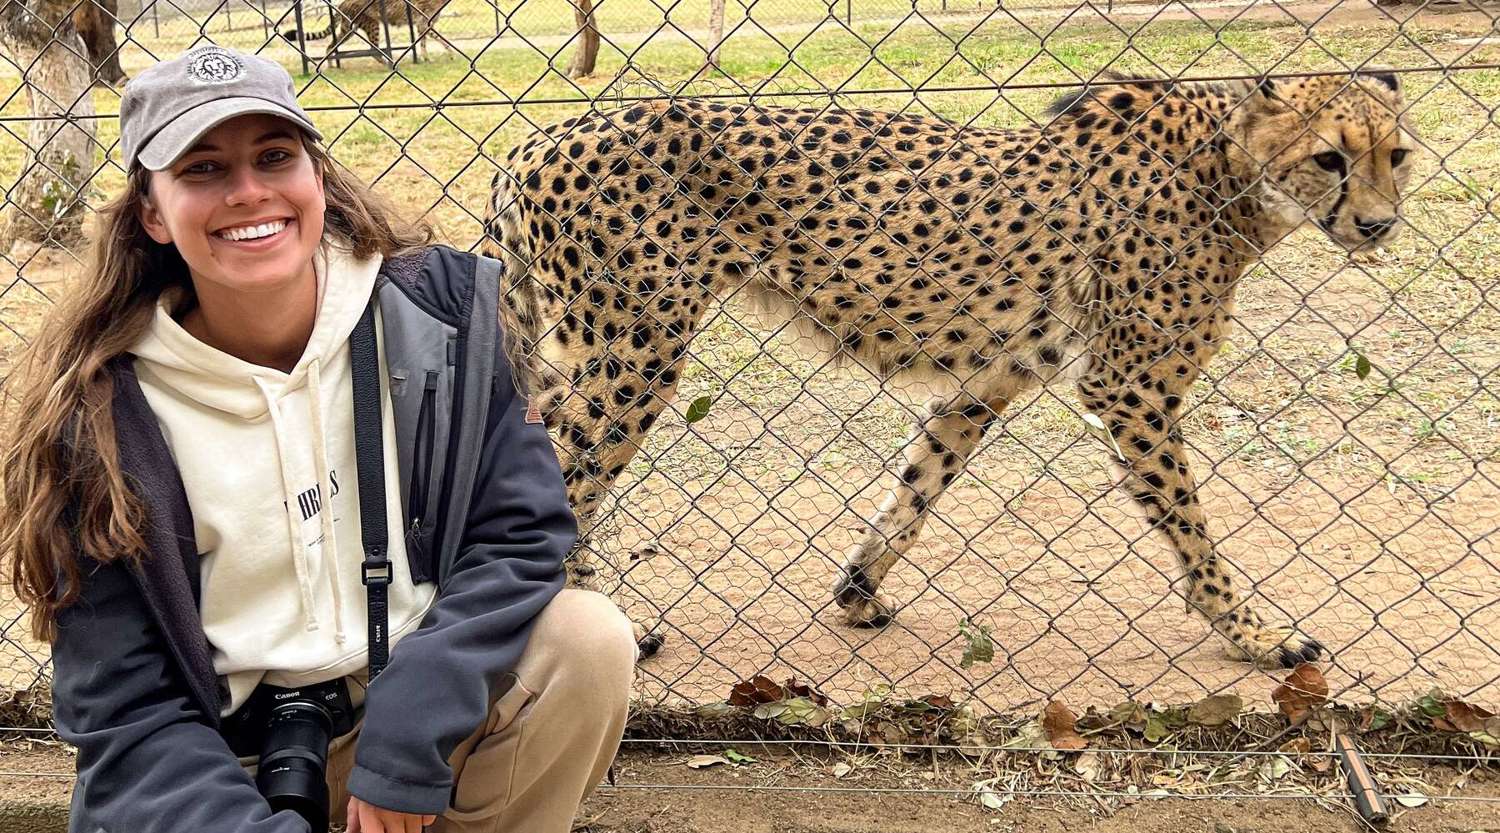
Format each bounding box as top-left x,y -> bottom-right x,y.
130,243 -> 437,717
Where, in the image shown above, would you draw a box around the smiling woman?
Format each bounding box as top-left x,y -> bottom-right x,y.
0,44 -> 635,833
138,116 -> 330,372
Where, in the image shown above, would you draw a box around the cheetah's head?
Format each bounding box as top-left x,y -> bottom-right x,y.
1232,72 -> 1417,253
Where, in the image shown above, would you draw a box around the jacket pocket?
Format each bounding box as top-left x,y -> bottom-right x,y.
405,370 -> 441,579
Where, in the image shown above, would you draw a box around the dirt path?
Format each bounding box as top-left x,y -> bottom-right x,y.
2,742 -> 1497,833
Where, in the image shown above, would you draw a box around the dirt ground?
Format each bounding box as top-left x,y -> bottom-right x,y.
1,741 -> 1497,833
586,749 -> 1500,833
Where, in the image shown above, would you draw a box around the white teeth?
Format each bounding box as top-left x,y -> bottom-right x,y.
219,220 -> 287,241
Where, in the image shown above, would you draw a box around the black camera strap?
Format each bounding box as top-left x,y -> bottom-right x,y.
349,295 -> 391,681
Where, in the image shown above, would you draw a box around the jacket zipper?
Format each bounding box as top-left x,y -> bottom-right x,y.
406,370 -> 439,553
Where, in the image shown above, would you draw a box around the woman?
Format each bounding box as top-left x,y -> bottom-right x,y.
1,44 -> 636,833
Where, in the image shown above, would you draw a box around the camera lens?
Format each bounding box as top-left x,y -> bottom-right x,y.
256,701 -> 334,833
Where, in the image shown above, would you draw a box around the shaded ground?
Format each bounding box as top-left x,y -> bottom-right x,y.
1,742 -> 1497,833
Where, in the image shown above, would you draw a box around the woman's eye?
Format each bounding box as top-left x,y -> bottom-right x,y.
1313,151 -> 1344,171
261,149 -> 292,165
1390,148 -> 1409,166
182,161 -> 219,175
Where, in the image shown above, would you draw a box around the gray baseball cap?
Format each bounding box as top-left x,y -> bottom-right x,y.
120,45 -> 322,172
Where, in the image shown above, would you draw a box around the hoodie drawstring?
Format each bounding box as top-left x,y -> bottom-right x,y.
255,375 -> 320,635
254,362 -> 348,646
307,358 -> 347,646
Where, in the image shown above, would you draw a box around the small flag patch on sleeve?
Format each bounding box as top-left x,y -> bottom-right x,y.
524,396 -> 544,424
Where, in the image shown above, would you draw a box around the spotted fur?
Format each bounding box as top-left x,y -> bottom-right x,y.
484,71 -> 1416,668
281,0 -> 446,62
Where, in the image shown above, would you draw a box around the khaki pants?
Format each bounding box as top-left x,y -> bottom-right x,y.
322,589 -> 636,832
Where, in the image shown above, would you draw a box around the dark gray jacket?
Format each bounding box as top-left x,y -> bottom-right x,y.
50,246 -> 574,832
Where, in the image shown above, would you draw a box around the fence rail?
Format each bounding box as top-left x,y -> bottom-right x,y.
2,0 -> 1497,734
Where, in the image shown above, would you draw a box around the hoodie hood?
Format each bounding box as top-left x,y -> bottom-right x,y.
131,241 -> 382,419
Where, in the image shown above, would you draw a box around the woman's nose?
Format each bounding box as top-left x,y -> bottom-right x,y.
224,166 -> 272,205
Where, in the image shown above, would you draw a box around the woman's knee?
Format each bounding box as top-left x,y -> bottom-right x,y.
527,589 -> 636,696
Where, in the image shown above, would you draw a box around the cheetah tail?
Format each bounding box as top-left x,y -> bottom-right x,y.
280,24 -> 334,42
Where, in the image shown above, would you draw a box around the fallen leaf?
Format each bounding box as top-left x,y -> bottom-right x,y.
1393,792 -> 1428,808
1042,700 -> 1089,750
1143,714 -> 1171,743
1189,694 -> 1243,727
1358,705 -> 1393,732
695,702 -> 736,719
778,697 -> 833,727
958,619 -> 995,669
686,754 -> 730,769
1074,750 -> 1101,782
782,678 -> 830,706
1442,700 -> 1495,733
753,702 -> 789,720
975,783 -> 1009,811
1278,737 -> 1312,755
1109,700 -> 1149,730
728,674 -> 785,707
1272,663 -> 1328,723
684,395 -> 713,424
1416,690 -> 1447,718
832,762 -> 853,778
1258,756 -> 1292,782
1001,720 -> 1047,750
921,694 -> 956,711
723,748 -> 756,764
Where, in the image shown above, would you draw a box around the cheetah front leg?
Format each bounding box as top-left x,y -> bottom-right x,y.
1075,372 -> 1323,669
834,390 -> 1011,627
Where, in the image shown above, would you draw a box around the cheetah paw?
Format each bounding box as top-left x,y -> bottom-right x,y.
832,566 -> 896,628
1223,626 -> 1325,669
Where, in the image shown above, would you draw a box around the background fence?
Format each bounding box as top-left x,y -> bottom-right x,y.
1,0 -> 1497,731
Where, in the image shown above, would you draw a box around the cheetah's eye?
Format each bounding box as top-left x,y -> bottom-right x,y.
1312,151 -> 1344,172
1390,148 -> 1409,167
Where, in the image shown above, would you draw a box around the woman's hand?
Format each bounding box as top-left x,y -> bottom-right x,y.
346,795 -> 438,833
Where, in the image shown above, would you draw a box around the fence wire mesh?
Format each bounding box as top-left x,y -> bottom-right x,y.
1,0 -> 1497,733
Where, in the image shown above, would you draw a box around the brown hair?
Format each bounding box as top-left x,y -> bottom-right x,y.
1,137 -> 431,643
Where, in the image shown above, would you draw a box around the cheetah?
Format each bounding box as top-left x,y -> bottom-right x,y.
483,71 -> 1416,669
281,0 -> 447,62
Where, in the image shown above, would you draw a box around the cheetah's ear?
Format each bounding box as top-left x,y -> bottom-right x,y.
1358,70 -> 1400,92
1247,75 -> 1292,115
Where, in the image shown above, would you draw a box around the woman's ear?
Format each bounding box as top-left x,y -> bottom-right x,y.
138,189 -> 173,245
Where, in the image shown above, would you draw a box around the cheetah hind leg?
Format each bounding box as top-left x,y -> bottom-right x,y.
833,391 -> 1010,628
1210,604 -> 1324,669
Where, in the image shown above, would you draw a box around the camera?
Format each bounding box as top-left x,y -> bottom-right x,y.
220,677 -> 359,833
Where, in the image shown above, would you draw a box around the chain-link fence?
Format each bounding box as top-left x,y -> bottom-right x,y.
2,0 -> 1497,734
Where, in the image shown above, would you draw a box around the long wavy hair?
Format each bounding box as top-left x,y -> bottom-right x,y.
1,136 -> 432,643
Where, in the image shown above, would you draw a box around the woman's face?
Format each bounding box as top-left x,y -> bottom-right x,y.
139,113 -> 326,298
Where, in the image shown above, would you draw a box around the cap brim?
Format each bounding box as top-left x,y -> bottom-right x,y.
137,97 -> 323,171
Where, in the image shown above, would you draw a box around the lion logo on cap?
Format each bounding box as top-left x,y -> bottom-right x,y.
186,47 -> 243,84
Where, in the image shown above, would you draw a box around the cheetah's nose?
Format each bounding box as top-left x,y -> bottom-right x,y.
1355,216 -> 1396,239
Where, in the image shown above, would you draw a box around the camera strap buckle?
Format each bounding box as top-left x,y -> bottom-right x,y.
361,559 -> 392,586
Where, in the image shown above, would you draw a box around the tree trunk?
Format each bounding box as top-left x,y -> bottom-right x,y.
565,0 -> 598,79
705,0 -> 726,72
0,0 -> 99,253
72,0 -> 125,86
